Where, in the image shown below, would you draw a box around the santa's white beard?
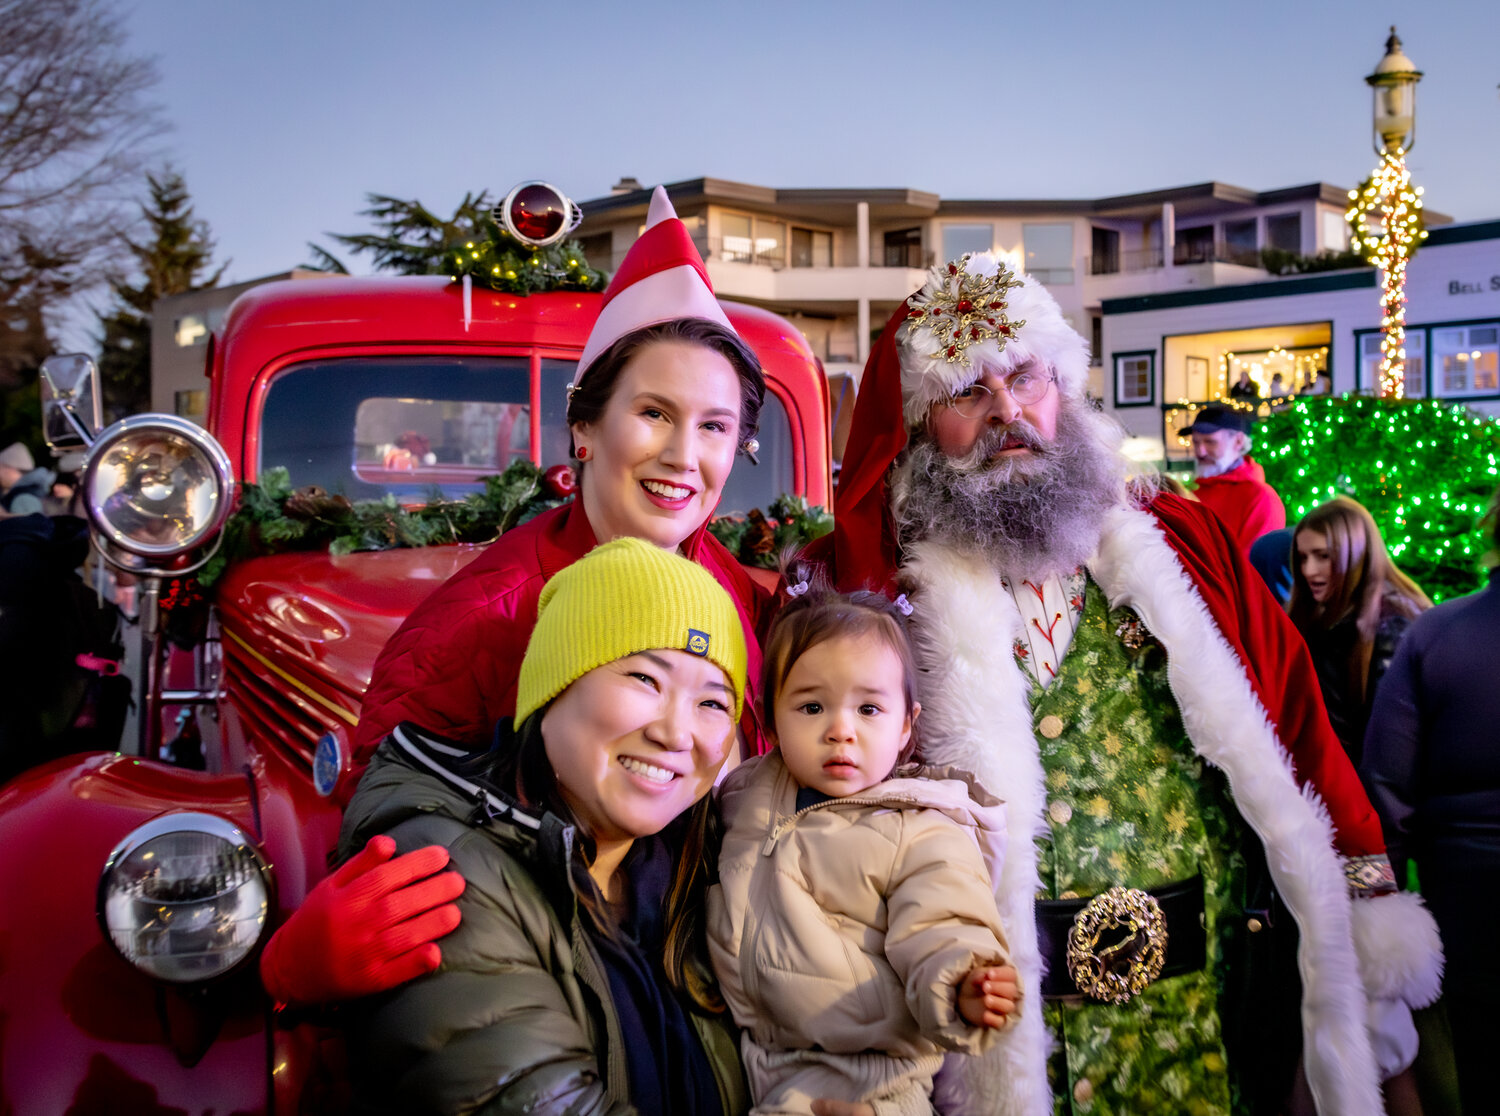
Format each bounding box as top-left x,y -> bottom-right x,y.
894,399 -> 1131,583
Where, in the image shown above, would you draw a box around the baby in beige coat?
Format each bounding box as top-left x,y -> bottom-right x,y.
708,584 -> 1020,1116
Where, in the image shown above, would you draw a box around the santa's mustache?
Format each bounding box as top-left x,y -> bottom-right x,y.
959,420 -> 1049,469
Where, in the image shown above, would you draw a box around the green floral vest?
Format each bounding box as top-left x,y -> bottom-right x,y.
1032,577 -> 1251,1115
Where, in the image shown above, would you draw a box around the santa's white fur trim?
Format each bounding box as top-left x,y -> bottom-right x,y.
906,503 -> 1385,1116
898,253 -> 1090,428
1349,889 -> 1443,1007
905,542 -> 1050,1116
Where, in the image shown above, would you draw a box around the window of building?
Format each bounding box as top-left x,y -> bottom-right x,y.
1175,225 -> 1215,264
1223,219 -> 1258,265
719,213 -> 785,267
884,227 -> 923,268
1359,331 -> 1426,397
1023,223 -> 1074,284
755,219 -> 786,267
1321,210 -> 1348,252
175,314 -> 209,347
1090,227 -> 1120,275
1434,324 -> 1499,398
1114,351 -> 1154,406
1266,213 -> 1302,253
791,227 -> 833,268
1090,316 -> 1103,366
942,223 -> 994,262
720,213 -> 753,263
174,389 -> 206,418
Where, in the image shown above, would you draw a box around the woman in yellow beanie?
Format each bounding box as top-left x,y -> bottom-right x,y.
337,538 -> 755,1115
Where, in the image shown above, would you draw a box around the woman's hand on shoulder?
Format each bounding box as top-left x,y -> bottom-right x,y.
260,835 -> 465,1004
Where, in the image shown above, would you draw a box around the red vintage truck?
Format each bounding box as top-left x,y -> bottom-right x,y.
0,248 -> 831,1112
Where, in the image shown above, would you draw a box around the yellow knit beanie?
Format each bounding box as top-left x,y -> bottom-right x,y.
516,537 -> 748,724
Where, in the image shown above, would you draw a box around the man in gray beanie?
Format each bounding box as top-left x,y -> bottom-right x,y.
0,443 -> 51,518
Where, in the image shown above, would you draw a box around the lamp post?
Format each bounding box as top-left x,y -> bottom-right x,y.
1362,27 -> 1423,398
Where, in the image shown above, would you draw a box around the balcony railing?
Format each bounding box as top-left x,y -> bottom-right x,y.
1086,246 -> 1165,275
882,243 -> 928,269
1173,241 -> 1262,268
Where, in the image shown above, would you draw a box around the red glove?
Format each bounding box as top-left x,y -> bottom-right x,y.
260,835 -> 465,1005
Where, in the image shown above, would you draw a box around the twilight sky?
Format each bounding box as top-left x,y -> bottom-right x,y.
114,0 -> 1498,289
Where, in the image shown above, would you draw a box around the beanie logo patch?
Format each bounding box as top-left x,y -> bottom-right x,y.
686,629 -> 710,657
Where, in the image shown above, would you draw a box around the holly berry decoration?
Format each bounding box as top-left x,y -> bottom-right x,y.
542,464 -> 578,498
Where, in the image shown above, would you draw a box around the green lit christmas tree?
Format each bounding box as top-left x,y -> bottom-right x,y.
1257,395 -> 1500,602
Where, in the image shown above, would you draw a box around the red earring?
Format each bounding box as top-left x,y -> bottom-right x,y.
576,446 -> 588,460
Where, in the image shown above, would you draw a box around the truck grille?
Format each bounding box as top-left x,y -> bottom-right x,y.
221,630 -> 358,770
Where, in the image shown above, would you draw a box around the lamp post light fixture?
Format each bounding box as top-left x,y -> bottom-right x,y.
1361,28 -> 1425,399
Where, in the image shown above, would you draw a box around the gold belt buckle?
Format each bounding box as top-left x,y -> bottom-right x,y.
1065,886 -> 1169,1004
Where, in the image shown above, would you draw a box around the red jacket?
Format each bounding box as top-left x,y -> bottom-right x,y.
1191,456 -> 1286,553
353,501 -> 774,780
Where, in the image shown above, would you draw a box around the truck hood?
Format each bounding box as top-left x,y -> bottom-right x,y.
215,545 -> 486,706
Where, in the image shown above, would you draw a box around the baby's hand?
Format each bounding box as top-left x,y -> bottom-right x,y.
958,964 -> 1021,1029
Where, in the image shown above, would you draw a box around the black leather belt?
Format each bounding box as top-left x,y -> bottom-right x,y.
1036,875 -> 1206,1001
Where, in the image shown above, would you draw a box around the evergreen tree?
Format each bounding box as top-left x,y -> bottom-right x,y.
1258,394 -> 1500,602
96,169 -> 225,419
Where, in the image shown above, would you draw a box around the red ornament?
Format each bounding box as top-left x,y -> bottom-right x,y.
955,298 -> 974,313
543,464 -> 578,498
946,345 -> 957,358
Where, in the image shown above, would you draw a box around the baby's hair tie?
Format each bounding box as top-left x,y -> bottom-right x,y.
785,579 -> 810,598
894,593 -> 914,617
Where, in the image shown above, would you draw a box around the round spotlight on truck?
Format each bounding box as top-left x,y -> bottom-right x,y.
81,414 -> 233,573
97,813 -> 272,983
495,181 -> 582,247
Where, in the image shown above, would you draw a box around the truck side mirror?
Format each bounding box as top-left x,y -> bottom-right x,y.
40,353 -> 103,450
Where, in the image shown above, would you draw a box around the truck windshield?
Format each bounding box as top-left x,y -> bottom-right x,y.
257,354 -> 795,514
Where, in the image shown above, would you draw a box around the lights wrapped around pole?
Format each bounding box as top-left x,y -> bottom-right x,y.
1355,27 -> 1424,399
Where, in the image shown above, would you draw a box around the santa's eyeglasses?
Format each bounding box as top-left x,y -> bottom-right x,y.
945,368 -> 1056,418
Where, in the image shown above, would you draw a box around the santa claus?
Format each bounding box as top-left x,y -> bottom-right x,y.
824,252 -> 1440,1116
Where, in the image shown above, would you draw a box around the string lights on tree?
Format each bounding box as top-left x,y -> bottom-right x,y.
1355,27 -> 1424,399
1259,396 -> 1500,603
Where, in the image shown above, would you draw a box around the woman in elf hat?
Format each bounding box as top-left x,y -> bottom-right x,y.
339,539 -> 753,1114
259,186 -> 776,1010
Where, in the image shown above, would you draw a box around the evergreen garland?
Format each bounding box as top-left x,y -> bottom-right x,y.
196,461 -> 569,590
706,494 -> 834,569
1257,395 -> 1500,602
194,464 -> 834,588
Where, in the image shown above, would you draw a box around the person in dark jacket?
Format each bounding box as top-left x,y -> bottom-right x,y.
1288,496 -> 1430,765
1361,490 -> 1500,1116
339,537 -> 757,1116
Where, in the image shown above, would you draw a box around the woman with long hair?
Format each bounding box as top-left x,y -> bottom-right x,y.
1288,496 -> 1430,762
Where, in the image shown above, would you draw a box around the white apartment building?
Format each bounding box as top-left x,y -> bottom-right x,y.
574,176 -> 1386,397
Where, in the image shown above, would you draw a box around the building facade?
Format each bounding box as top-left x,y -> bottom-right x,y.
574,177 -> 1381,399
1100,219 -> 1500,461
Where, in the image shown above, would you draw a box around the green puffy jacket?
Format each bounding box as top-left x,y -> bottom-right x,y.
338,725 -> 750,1116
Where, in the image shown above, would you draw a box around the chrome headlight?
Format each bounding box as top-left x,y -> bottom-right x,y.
97,813 -> 272,983
83,414 -> 233,571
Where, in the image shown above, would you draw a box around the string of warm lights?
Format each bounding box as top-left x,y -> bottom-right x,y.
1346,152 -> 1427,398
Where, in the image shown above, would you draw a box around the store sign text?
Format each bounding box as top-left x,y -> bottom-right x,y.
1448,276 -> 1500,295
